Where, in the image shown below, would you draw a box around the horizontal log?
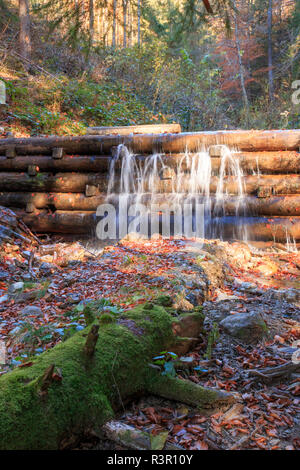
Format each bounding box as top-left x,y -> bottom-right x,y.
0,172 -> 108,192
17,209 -> 300,240
151,151 -> 300,174
209,174 -> 300,195
19,210 -> 96,233
218,216 -> 300,242
1,173 -> 299,195
0,192 -> 106,210
0,129 -> 300,155
0,155 -> 111,172
2,192 -> 300,216
86,123 -> 181,135
0,151 -> 298,174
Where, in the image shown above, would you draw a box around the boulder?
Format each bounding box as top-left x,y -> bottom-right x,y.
220,311 -> 268,343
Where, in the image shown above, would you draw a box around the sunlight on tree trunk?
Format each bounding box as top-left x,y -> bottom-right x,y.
19,0 -> 31,67
233,0 -> 250,125
267,0 -> 274,102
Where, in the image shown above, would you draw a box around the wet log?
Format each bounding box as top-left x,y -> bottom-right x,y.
0,155 -> 111,172
17,208 -> 300,240
0,192 -> 106,210
139,151 -> 299,174
0,151 -> 298,174
107,174 -> 300,195
19,210 -> 96,233
209,174 -> 300,195
218,216 -> 300,242
0,129 -> 300,155
86,123 -> 181,135
2,192 -> 300,216
0,301 -> 235,449
217,195 -> 300,216
0,172 -> 108,193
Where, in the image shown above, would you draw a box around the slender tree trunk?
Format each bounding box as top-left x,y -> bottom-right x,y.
267,0 -> 274,101
19,0 -> 31,66
233,1 -> 250,124
137,0 -> 141,46
112,0 -> 117,48
122,0 -> 128,48
89,0 -> 94,45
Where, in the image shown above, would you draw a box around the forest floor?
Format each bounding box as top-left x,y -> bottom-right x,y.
0,232 -> 299,450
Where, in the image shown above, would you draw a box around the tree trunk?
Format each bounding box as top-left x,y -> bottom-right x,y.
1,130 -> 300,155
123,0 -> 128,47
137,0 -> 141,46
112,0 -> 117,48
0,301 -> 236,449
89,0 -> 95,45
233,0 -> 250,123
19,0 -> 31,66
267,0 -> 274,102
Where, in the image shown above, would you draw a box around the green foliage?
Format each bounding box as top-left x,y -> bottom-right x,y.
205,322 -> 220,359
152,351 -> 178,378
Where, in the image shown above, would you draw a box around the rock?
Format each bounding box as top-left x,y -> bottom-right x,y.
220,311 -> 268,343
215,291 -> 239,302
39,262 -> 56,276
269,288 -> 300,303
172,312 -> 204,338
8,281 -> 24,294
21,273 -> 34,282
21,305 -> 43,316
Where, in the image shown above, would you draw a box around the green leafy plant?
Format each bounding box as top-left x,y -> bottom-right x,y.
152,351 -> 178,378
205,322 -> 220,360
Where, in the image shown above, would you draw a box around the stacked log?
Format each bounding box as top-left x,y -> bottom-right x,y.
0,129 -> 299,239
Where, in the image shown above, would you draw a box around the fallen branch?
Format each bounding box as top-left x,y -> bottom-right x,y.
0,300 -> 237,449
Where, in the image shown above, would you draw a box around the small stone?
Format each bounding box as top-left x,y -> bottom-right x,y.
8,281 -> 24,294
220,311 -> 268,343
22,305 -> 43,316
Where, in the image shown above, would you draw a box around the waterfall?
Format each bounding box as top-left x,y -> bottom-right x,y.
106,144 -> 249,240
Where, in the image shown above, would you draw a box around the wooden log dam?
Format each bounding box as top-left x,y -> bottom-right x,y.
0,128 -> 299,242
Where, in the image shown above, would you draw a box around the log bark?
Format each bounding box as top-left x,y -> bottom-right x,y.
0,151 -> 298,174
219,216 -> 300,242
1,173 -> 299,195
0,192 -> 107,211
0,172 -> 107,192
0,130 -> 299,155
2,193 -> 300,216
19,210 -> 96,233
86,123 -> 182,135
0,155 -> 111,172
150,151 -> 300,174
0,301 -> 235,449
102,420 -> 184,450
17,209 -> 300,240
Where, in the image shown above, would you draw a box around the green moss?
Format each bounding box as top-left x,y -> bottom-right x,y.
99,313 -> 115,325
0,302 -> 175,450
155,295 -> 173,307
146,375 -> 233,409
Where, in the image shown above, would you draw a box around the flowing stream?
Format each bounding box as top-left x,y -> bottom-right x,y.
105,144 -> 294,247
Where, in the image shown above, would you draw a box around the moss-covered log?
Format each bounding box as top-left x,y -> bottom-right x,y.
0,303 -> 235,450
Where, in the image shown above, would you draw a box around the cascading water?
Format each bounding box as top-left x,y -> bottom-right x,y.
106,143 -> 249,241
